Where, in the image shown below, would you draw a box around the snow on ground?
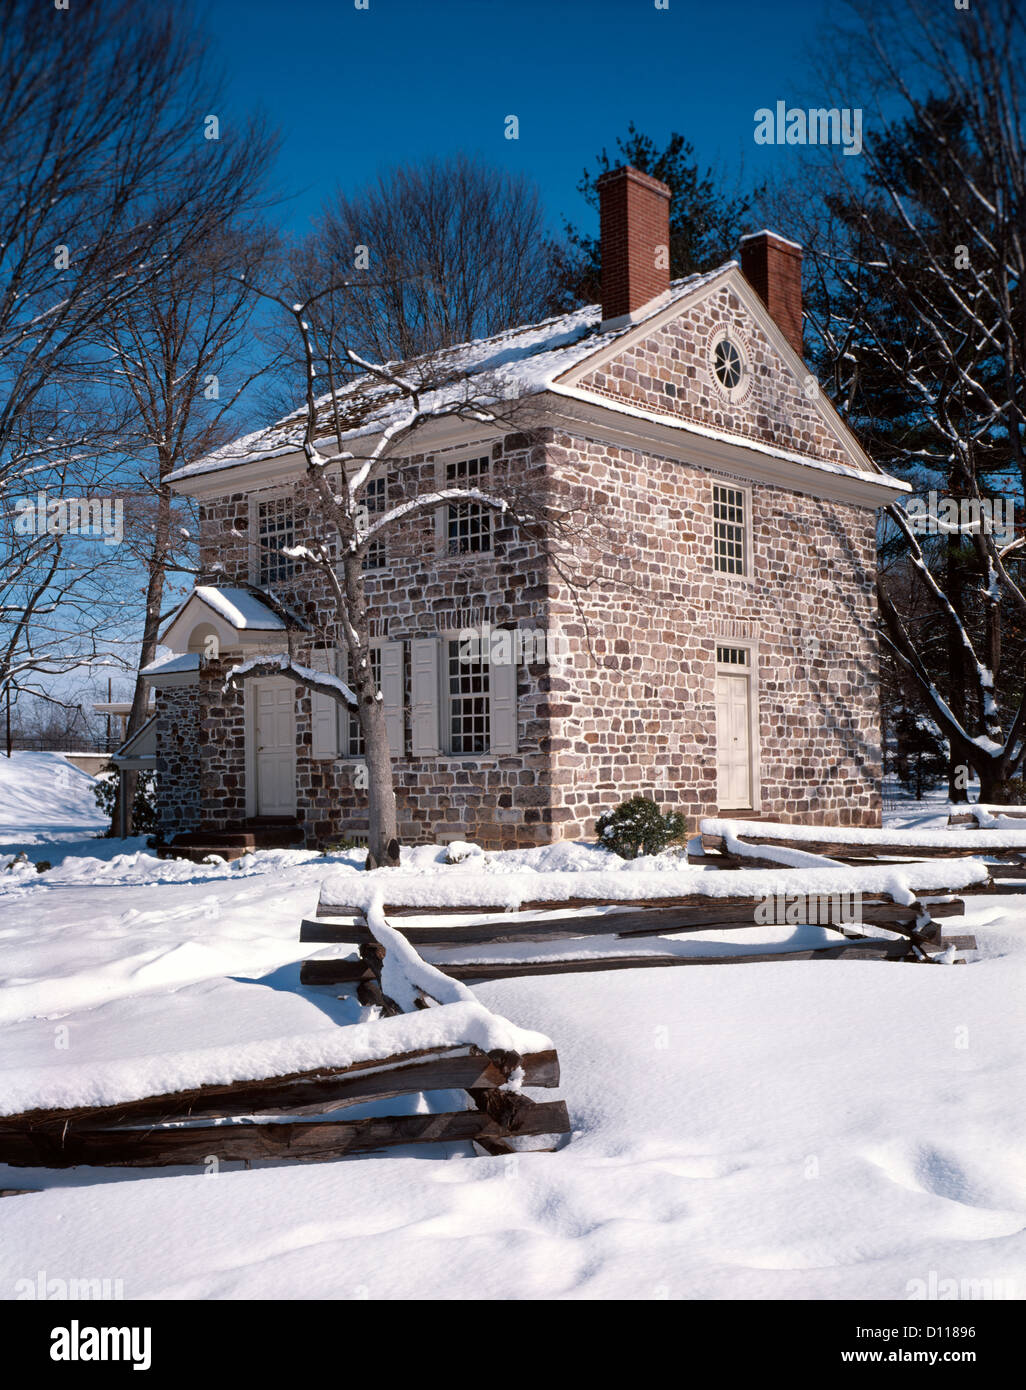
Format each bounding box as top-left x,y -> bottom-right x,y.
1,772 -> 1024,1300
0,751 -> 108,843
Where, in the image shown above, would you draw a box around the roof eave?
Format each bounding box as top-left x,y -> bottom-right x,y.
540,387 -> 909,508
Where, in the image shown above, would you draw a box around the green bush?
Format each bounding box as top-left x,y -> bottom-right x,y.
319,836 -> 368,856
595,796 -> 688,860
93,764 -> 158,836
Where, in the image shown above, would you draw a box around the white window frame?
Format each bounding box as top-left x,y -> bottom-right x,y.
434,452 -> 494,560
340,641 -> 405,762
342,643 -> 382,761
249,486 -> 297,586
441,630 -> 492,757
360,472 -> 389,572
442,628 -> 518,757
713,637 -> 762,812
711,479 -> 753,581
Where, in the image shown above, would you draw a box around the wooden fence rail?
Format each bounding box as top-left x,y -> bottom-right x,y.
300,876 -> 976,988
0,1039 -> 569,1168
699,823 -> 1026,891
948,808 -> 1026,827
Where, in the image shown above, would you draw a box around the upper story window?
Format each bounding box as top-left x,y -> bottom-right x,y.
446,637 -> 490,754
713,483 -> 747,576
445,454 -> 492,555
257,495 -> 295,585
361,475 -> 388,571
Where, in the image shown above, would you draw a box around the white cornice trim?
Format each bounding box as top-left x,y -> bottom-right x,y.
169,415 -> 509,500
541,388 -> 909,508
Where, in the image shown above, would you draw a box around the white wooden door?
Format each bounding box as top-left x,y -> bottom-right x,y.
254,678 -> 296,816
715,672 -> 752,808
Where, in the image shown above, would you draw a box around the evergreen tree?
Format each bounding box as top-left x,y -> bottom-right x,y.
549,124 -> 763,310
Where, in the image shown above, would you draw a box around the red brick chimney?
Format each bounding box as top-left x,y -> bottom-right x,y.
597,166 -> 672,327
739,230 -> 804,358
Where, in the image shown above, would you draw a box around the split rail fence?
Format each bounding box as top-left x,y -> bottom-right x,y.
700,818 -> 1026,894
300,878 -> 977,990
0,1035 -> 569,1168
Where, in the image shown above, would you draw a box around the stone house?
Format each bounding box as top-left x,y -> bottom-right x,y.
116,166 -> 908,856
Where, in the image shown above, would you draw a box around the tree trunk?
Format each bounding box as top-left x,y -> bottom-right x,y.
340,552 -> 400,869
978,766 -> 1015,805
363,703 -> 400,869
946,533 -> 969,802
110,473 -> 173,837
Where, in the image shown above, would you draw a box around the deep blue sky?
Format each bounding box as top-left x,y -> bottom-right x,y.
203,0 -> 842,239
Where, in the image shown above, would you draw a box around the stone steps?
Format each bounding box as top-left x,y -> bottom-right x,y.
157,818 -> 303,863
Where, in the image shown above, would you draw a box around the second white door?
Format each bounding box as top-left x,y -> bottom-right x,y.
254,678 -> 296,816
715,672 -> 752,809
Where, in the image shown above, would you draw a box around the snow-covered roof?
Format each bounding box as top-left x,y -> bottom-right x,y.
140,652 -> 201,678
167,267 -> 732,484
111,714 -> 158,765
193,586 -> 287,631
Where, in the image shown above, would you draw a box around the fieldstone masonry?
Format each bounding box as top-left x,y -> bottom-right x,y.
577,283 -> 848,467
543,431 -> 881,838
153,275 -> 884,849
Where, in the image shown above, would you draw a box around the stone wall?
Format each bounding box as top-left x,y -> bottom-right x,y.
153,683 -> 201,841
576,281 -> 852,469
185,433 -> 561,850
542,429 -> 882,837
197,659 -> 247,828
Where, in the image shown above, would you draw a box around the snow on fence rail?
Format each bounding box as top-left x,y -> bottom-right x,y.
0,997 -> 570,1168
300,860 -> 983,986
701,818 -> 1026,884
947,805 -> 1026,828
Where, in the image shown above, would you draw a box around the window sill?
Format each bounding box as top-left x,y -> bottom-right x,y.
435,549 -> 497,567
434,753 -> 503,762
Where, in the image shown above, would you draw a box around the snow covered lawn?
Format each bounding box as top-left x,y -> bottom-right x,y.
1,765 -> 1024,1300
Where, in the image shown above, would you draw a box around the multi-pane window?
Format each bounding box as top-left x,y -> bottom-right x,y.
716,645 -> 750,666
361,475 -> 388,570
713,484 -> 747,576
446,638 -> 490,754
346,647 -> 382,758
257,496 -> 295,585
445,455 -> 492,555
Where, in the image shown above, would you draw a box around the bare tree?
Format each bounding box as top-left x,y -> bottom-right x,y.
0,0 -> 273,756
98,221 -> 279,830
300,156 -> 555,363
222,268 -> 590,867
774,0 -> 1026,800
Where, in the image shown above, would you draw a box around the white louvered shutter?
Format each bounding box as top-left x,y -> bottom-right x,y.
410,638 -> 441,756
309,647 -> 339,759
489,641 -> 518,755
380,641 -> 404,759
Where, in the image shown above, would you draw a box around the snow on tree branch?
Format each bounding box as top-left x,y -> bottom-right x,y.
223,654 -> 357,709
